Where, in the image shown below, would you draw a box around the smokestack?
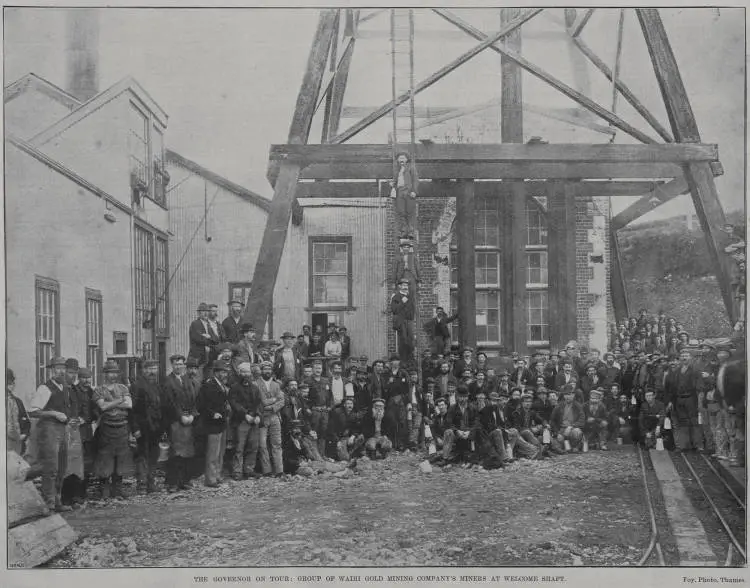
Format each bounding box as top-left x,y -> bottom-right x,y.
65,9 -> 99,102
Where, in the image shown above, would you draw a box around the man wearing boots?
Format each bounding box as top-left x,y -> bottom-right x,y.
308,357 -> 332,457
163,354 -> 199,491
362,398 -> 392,459
197,360 -> 232,487
228,362 -> 262,480
441,387 -> 477,464
257,360 -> 285,477
329,396 -> 364,461
390,151 -> 419,240
509,393 -> 543,457
550,386 -> 585,452
667,349 -> 704,452
584,388 -> 610,450
131,359 -> 164,494
477,391 -> 513,467
383,356 -> 410,450
639,387 -> 665,449
91,360 -> 134,500
391,279 -> 416,363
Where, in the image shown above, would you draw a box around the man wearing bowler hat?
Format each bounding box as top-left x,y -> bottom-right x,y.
391,278 -> 416,363
189,303 -> 215,367
222,299 -> 245,344
163,354 -> 199,491
274,331 -> 302,382
131,358 -> 164,493
197,359 -> 232,487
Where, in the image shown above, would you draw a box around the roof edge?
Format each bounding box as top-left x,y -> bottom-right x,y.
166,149 -> 270,212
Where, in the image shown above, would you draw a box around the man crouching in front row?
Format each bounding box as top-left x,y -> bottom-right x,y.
362,398 -> 392,459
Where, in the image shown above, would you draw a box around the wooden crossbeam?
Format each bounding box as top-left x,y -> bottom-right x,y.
270,142 -> 718,164
570,8 -> 595,38
571,36 -> 674,142
433,9 -> 659,144
329,8 -> 542,144
637,8 -> 735,324
610,177 -> 689,231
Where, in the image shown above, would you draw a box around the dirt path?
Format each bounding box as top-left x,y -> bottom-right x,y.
48,446 -> 648,567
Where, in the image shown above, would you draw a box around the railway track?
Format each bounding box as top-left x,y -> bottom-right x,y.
637,445 -> 667,566
680,451 -> 746,566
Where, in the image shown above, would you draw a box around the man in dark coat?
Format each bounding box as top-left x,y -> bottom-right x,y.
453,348 -> 478,379
391,239 -> 422,295
228,362 -> 263,480
328,397 -> 364,461
391,279 -> 416,363
362,398 -> 392,459
639,388 -> 665,449
162,354 -> 199,491
550,386 -> 585,452
130,359 -> 164,494
189,303 -> 217,367
390,151 -> 419,239
274,331 -> 303,383
221,299 -> 245,344
196,360 -> 232,487
308,358 -> 332,457
6,368 -> 30,456
666,349 -> 704,451
338,327 -> 352,365
424,306 -> 457,356
583,388 -> 610,450
476,391 -> 512,466
383,356 -> 410,450
510,357 -> 533,391
439,387 -> 478,464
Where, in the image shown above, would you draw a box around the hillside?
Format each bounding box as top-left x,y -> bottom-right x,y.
618,209 -> 744,337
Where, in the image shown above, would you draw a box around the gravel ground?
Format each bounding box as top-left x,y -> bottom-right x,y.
46,446 -> 649,568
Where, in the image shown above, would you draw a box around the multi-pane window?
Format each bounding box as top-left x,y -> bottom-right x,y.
155,237 -> 168,335
129,104 -> 149,187
526,291 -> 549,343
35,277 -> 60,385
310,238 -> 352,308
86,290 -> 103,386
152,126 -> 166,206
134,224 -> 155,358
525,197 -> 549,343
474,196 -> 500,247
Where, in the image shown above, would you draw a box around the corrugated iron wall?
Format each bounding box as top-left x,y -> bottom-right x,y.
274,201 -> 389,360
166,162 -> 268,357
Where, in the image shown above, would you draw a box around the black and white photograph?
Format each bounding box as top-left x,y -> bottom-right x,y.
3,3 -> 747,583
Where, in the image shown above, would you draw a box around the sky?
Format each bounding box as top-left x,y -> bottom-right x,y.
4,7 -> 746,222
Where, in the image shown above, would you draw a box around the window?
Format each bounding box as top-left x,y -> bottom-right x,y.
35,277 -> 60,385
228,282 -> 252,306
134,224 -> 155,358
526,291 -> 549,343
85,289 -> 103,386
129,104 -> 149,189
152,126 -> 166,206
155,236 -> 168,335
309,237 -> 353,308
113,332 -> 128,355
474,196 -> 500,247
525,198 -> 549,344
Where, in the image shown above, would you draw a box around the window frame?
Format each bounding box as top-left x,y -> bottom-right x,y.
308,236 -> 354,311
35,276 -> 60,386
525,197 -> 549,345
526,289 -> 550,346
128,101 -> 168,210
85,288 -> 103,386
155,236 -> 169,337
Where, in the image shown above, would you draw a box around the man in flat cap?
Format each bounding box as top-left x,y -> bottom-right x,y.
26,357 -> 78,510
638,387 -> 665,450
228,362 -> 263,480
197,359 -> 232,487
583,388 -> 610,450
476,390 -> 513,467
391,278 -> 416,363
274,331 -> 302,383
550,385 -> 585,452
508,392 -> 543,459
92,360 -> 134,500
440,386 -> 477,464
308,357 -> 333,457
131,358 -> 164,494
222,299 -> 245,344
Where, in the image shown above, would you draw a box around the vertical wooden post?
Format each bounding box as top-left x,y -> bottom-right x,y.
547,181 -> 564,350
456,179 -> 476,350
637,8 -> 736,324
501,8 -> 527,353
563,182 -> 578,344
610,229 -> 630,324
243,10 -> 339,333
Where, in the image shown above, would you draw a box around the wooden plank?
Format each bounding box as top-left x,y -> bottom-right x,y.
330,8 -> 542,144
8,514 -> 78,568
343,105 -> 456,119
572,36 -> 674,143
546,181 -> 565,349
270,142 -> 717,164
610,230 -> 630,324
610,177 -> 689,230
511,181 -> 528,354
637,8 -> 735,323
570,8 -> 595,38
288,10 -> 339,144
433,9 -> 659,145
456,179 -> 476,349
243,163 -> 301,333
577,180 -> 668,198
282,161 -> 686,183
297,181 -> 379,199
8,481 -> 50,528
323,36 -> 356,141
500,7 -> 523,144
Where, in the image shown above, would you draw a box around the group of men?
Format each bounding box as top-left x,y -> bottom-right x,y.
7,302 -> 744,511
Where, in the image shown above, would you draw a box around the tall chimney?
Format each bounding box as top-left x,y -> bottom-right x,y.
65,9 -> 99,102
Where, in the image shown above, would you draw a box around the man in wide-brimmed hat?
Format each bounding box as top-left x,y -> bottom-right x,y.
91,359 -> 134,500
189,302 -> 215,367
131,358 -> 164,494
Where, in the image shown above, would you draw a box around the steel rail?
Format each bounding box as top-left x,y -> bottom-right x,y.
700,453 -> 746,511
637,446 -> 666,566
681,452 -> 747,562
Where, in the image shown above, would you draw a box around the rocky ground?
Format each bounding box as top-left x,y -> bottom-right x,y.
46,446 -> 648,568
